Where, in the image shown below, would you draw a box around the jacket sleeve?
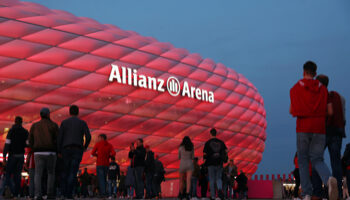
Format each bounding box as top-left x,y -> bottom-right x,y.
3,128 -> 13,160
91,143 -> 98,157
29,124 -> 35,149
57,122 -> 64,154
83,121 -> 91,150
128,150 -> 134,159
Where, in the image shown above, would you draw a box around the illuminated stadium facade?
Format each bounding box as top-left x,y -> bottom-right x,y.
0,0 -> 266,178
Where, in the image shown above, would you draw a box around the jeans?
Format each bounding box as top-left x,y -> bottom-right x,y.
223,179 -> 233,198
326,134 -> 343,197
97,166 -> 109,196
311,168 -> 324,198
34,154 -> 57,198
134,167 -> 145,198
208,165 -> 223,199
29,168 -> 35,197
5,155 -> 24,197
297,132 -> 331,196
108,179 -> 117,197
62,148 -> 83,198
191,177 -> 198,197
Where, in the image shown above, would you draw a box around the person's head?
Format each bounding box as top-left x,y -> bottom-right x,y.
303,61 -> 317,78
98,134 -> 107,141
40,107 -> 50,119
229,159 -> 234,165
111,156 -> 115,161
84,168 -> 87,173
181,136 -> 193,151
316,74 -> 329,88
14,116 -> 22,125
155,154 -> 159,160
69,105 -> 79,116
210,128 -> 217,137
145,145 -> 150,152
136,138 -> 143,147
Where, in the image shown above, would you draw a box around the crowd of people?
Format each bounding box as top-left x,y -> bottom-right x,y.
0,104 -> 248,200
289,61 -> 347,200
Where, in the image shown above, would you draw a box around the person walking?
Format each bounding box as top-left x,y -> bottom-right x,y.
293,153 -> 301,200
2,116 -> 28,198
107,156 -> 120,198
91,134 -> 116,198
316,74 -> 346,198
29,108 -> 59,200
144,145 -> 155,198
223,159 -> 238,199
58,105 -> 91,199
290,61 -> 338,200
79,168 -> 91,198
236,170 -> 248,200
153,155 -> 165,198
128,139 -> 146,199
203,128 -> 228,200
178,136 -> 194,200
191,157 -> 200,198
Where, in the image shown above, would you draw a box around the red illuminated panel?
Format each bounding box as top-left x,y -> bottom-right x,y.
0,0 -> 267,178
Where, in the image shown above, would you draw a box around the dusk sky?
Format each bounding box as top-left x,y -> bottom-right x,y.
24,0 -> 350,175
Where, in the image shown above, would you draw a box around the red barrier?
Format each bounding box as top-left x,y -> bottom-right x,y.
161,179 -> 274,199
247,180 -> 274,199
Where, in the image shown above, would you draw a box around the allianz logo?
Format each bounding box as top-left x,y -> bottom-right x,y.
109,64 -> 215,103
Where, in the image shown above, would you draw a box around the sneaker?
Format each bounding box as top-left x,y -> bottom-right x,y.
302,195 -> 311,200
327,176 -> 338,200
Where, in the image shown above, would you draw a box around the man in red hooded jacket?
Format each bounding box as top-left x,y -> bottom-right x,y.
290,61 -> 337,200
91,134 -> 116,198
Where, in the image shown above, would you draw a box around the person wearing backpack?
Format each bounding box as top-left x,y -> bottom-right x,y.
203,128 -> 228,200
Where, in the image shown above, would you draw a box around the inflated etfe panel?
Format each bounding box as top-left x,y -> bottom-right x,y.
0,0 -> 266,178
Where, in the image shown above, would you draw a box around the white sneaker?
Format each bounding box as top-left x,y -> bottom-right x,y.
302,195 -> 311,200
328,176 -> 338,200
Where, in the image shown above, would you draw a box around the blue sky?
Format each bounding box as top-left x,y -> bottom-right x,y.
24,0 -> 350,175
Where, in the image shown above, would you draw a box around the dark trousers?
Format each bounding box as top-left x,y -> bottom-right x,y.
5,155 -> 24,197
293,169 -> 300,198
152,177 -> 162,197
97,166 -> 108,196
134,167 -> 145,198
62,148 -> 83,198
145,172 -> 154,197
200,180 -> 208,198
326,134 -> 343,197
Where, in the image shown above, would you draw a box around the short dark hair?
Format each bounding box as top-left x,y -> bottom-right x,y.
111,156 -> 115,161
210,128 -> 217,136
99,134 -> 107,140
316,74 -> 329,88
69,105 -> 79,116
15,116 -> 22,125
303,61 -> 317,77
138,138 -> 143,144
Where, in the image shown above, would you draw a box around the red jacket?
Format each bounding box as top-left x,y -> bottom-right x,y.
290,79 -> 328,134
91,140 -> 116,166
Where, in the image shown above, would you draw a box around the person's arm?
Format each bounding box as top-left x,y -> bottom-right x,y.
327,103 -> 333,116
289,104 -> 293,115
3,128 -> 13,163
83,121 -> 91,151
178,147 -> 181,159
91,143 -> 98,157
